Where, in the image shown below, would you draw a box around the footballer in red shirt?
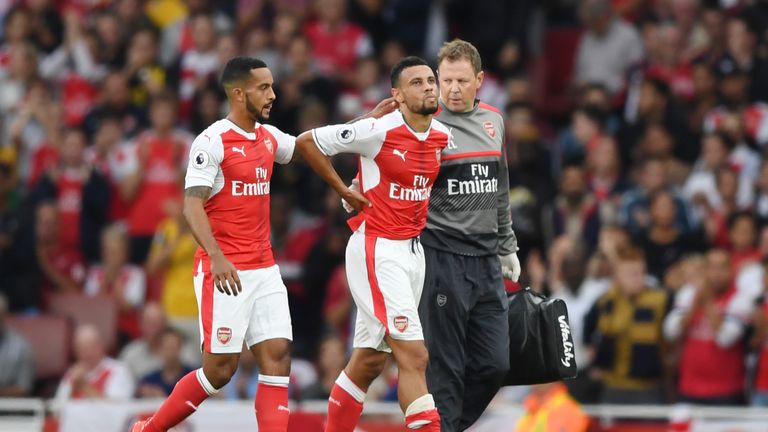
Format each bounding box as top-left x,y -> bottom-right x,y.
133,57 -> 296,432
296,56 -> 448,432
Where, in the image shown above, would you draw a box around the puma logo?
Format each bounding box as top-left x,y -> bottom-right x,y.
329,397 -> 341,407
232,146 -> 246,157
393,149 -> 408,161
185,401 -> 199,410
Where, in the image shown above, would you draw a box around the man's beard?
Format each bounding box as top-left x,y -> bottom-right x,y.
245,94 -> 267,122
414,101 -> 438,115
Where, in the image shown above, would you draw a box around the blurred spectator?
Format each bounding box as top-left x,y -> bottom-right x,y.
685,61 -> 719,138
303,0 -> 373,83
271,35 -> 337,133
32,127 -> 110,263
585,137 -> 627,209
664,249 -> 749,405
54,324 -> 134,404
620,77 -> 692,167
84,224 -> 145,341
122,92 -> 190,264
574,0 -> 644,94
26,0 -> 63,55
189,83 -> 225,134
633,123 -> 691,186
177,14 -> 221,120
684,133 -> 752,217
92,10 -> 126,68
703,166 -> 746,247
158,0 -> 233,67
84,113 -> 133,222
514,382 -> 589,432
750,258 -> 768,407
584,246 -> 669,404
35,201 -> 85,297
0,158 -> 20,276
755,160 -> 768,224
124,27 -> 166,108
337,57 -> 386,122
542,164 -> 601,253
120,302 -> 198,380
723,15 -> 768,103
727,211 -> 760,272
704,60 -> 768,148
560,106 -> 608,168
549,236 -> 602,375
302,333 -> 346,400
619,157 -> 696,235
633,190 -> 704,282
145,210 -> 198,345
0,42 -> 39,116
137,328 -> 193,398
82,70 -> 146,138
0,8 -> 32,68
507,102 -> 554,205
0,293 -> 34,396
6,79 -> 59,186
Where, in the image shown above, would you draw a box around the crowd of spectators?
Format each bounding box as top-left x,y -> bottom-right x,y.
0,0 -> 768,411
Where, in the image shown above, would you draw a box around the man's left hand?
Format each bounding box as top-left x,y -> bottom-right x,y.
500,253 -> 521,282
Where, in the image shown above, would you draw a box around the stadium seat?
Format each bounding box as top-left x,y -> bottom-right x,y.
48,293 -> 118,352
6,315 -> 70,380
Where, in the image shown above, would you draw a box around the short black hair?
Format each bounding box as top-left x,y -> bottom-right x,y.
220,56 -> 268,88
574,105 -> 608,131
390,56 -> 431,87
642,77 -> 671,100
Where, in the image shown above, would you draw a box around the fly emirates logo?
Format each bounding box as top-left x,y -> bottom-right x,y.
232,167 -> 270,196
389,175 -> 432,201
448,163 -> 497,196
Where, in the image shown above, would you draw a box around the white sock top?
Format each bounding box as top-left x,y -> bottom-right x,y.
196,368 -> 220,395
335,371 -> 366,403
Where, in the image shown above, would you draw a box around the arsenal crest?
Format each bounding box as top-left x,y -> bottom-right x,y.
437,294 -> 447,307
264,138 -> 273,154
483,121 -> 496,138
217,327 -> 232,345
393,316 -> 409,333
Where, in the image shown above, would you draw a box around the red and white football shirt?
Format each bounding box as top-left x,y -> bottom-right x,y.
127,129 -> 192,236
311,111 -> 450,239
184,119 -> 295,270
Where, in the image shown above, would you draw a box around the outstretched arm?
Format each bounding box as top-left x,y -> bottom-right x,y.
295,131 -> 370,212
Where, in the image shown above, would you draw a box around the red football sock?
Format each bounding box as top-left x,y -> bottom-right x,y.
405,408 -> 441,431
142,369 -> 217,432
255,375 -> 290,432
325,371 -> 366,432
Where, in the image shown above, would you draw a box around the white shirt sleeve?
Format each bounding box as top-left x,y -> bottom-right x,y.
123,267 -> 146,308
263,124 -> 296,165
311,117 -> 384,158
104,362 -> 136,400
663,284 -> 695,341
185,132 -> 224,189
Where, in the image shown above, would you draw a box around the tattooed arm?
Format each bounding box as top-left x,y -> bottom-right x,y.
183,185 -> 241,295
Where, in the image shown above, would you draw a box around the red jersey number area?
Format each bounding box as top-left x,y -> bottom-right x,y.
185,119 -> 295,270
313,112 -> 450,240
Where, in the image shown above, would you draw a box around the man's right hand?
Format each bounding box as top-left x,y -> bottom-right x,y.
210,251 -> 242,296
340,187 -> 371,213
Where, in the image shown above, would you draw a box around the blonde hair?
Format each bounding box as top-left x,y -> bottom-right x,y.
437,39 -> 482,74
